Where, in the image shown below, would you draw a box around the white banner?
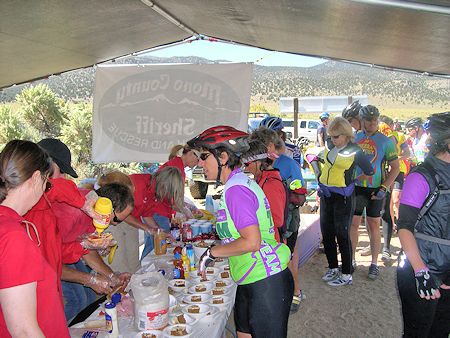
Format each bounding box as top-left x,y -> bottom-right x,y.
92,63 -> 253,163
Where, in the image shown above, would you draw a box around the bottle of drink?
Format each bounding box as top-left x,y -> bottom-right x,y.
186,244 -> 196,271
154,229 -> 167,255
181,247 -> 190,278
181,223 -> 193,242
173,253 -> 184,279
105,302 -> 119,338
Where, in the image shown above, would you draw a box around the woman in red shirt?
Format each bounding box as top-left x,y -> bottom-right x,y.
242,140 -> 286,243
0,140 -> 69,338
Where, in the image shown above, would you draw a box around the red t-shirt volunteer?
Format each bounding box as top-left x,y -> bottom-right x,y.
0,206 -> 69,338
130,174 -> 173,219
24,178 -> 88,301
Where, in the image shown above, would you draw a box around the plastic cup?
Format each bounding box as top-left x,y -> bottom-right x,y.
191,224 -> 202,237
200,222 -> 212,234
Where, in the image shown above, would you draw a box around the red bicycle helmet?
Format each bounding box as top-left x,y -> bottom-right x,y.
187,125 -> 250,154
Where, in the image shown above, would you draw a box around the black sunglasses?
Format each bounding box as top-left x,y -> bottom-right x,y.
113,210 -> 122,223
244,161 -> 254,167
45,180 -> 52,192
199,153 -> 211,161
330,135 -> 341,139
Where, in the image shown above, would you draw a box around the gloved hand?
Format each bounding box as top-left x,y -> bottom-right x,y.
85,273 -> 113,294
108,271 -> 131,290
371,185 -> 387,200
415,269 -> 439,299
81,190 -> 102,221
198,246 -> 216,278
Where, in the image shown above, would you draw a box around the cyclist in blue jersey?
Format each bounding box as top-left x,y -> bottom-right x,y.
406,117 -> 429,164
350,105 -> 400,280
250,126 -> 306,313
316,112 -> 330,147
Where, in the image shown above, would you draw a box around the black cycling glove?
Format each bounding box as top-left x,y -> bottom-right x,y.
198,246 -> 216,274
415,269 -> 439,298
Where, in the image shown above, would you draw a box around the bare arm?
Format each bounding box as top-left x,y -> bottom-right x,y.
398,229 -> 427,272
0,283 -> 45,338
82,250 -> 113,277
211,225 -> 261,258
124,214 -> 158,234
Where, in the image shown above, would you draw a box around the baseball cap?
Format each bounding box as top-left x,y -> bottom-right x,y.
37,138 -> 78,178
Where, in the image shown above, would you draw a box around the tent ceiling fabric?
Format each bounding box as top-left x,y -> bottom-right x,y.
1,0 -> 449,89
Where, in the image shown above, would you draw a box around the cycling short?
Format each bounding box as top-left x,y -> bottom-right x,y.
393,172 -> 405,190
235,268 -> 293,337
354,186 -> 384,218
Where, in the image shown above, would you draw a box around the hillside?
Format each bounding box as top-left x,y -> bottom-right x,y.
1,55 -> 449,118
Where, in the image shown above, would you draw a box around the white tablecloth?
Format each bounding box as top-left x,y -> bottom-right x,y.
70,252 -> 236,338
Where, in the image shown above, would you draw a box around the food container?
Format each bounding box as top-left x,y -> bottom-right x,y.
187,282 -> 213,294
135,329 -> 162,338
182,293 -> 212,305
181,304 -> 211,320
168,279 -> 189,293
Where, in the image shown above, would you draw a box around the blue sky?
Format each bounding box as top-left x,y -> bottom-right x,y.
146,39 -> 327,68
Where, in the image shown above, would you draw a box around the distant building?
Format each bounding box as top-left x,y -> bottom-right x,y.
279,95 -> 369,115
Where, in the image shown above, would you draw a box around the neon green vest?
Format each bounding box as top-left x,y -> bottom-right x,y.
215,171 -> 291,285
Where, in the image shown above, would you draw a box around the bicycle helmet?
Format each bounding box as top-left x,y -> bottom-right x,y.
319,112 -> 330,121
359,105 -> 380,120
187,125 -> 249,154
342,101 -> 362,120
424,112 -> 450,143
259,116 -> 284,131
187,126 -> 249,186
405,117 -> 423,129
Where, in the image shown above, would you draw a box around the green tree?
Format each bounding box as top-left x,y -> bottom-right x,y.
0,105 -> 39,147
249,103 -> 269,114
16,84 -> 67,137
61,102 -> 92,166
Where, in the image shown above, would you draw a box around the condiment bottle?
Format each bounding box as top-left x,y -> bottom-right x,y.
105,302 -> 119,338
181,247 -> 190,278
93,197 -> 113,234
186,244 -> 196,271
173,253 -> 184,279
154,229 -> 167,255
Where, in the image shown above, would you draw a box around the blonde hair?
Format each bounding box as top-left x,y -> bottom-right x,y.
153,166 -> 184,211
97,171 -> 134,192
328,117 -> 355,142
168,144 -> 199,161
168,145 -> 184,160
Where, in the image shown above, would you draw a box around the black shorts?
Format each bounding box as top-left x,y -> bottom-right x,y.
235,268 -> 294,337
354,186 -> 384,218
393,172 -> 405,190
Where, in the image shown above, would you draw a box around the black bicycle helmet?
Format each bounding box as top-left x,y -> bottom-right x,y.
342,100 -> 362,120
405,117 -> 423,129
259,116 -> 284,131
424,112 -> 450,142
359,105 -> 380,120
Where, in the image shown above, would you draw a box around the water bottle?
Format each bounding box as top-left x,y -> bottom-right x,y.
205,195 -> 214,213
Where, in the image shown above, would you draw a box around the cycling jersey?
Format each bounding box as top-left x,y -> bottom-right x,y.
354,131 -> 397,188
412,133 -> 428,164
319,141 -> 373,188
215,169 -> 291,285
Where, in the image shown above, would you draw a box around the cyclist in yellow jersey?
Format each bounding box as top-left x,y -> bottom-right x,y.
379,116 -> 411,260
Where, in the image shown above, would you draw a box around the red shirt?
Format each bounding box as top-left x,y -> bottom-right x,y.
53,188 -> 95,243
24,178 -> 87,301
158,156 -> 186,180
130,174 -> 173,219
257,170 -> 286,243
0,206 -> 69,337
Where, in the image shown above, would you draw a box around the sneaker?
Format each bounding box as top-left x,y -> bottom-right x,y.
322,268 -> 340,282
328,273 -> 353,286
290,290 -> 305,314
381,250 -> 391,261
359,245 -> 371,256
368,264 -> 380,280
